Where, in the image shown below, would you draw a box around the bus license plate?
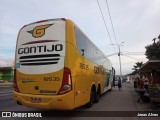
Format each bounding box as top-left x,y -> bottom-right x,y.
31,97 -> 41,103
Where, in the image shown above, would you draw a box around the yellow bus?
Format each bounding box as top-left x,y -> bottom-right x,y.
13,18 -> 114,110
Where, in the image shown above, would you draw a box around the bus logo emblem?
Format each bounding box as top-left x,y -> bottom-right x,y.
27,24 -> 53,38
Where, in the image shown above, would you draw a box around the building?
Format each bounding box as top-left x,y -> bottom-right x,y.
0,67 -> 14,82
139,60 -> 160,85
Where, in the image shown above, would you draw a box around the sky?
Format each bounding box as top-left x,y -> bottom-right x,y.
0,0 -> 160,75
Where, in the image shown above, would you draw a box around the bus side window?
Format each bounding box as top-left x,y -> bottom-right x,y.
86,40 -> 94,61
94,48 -> 103,65
74,27 -> 86,57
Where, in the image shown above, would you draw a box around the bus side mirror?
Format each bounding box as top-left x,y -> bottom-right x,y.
81,49 -> 85,56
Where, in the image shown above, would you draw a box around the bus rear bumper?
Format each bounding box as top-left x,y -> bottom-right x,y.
13,91 -> 74,110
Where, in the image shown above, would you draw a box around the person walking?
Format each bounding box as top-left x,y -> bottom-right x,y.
118,78 -> 122,90
134,80 -> 137,88
137,77 -> 141,88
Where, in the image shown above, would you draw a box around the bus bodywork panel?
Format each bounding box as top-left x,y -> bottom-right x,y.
14,19 -> 76,109
13,90 -> 74,110
15,20 -> 66,95
13,19 -> 113,110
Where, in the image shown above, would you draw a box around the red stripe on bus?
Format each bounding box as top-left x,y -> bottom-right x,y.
22,40 -> 59,45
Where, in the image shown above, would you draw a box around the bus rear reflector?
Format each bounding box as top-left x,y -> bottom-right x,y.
13,69 -> 19,92
58,67 -> 72,95
61,18 -> 66,21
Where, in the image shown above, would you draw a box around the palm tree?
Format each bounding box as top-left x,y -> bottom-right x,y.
152,38 -> 156,43
132,62 -> 143,71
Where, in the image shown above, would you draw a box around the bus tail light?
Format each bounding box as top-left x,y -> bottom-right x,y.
58,67 -> 72,95
13,69 -> 19,92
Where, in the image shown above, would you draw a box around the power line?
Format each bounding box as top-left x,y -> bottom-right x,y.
122,51 -> 145,55
123,53 -> 145,55
124,54 -> 145,56
123,51 -> 145,53
105,0 -> 118,47
106,53 -> 118,57
122,54 -> 143,61
96,0 -> 117,54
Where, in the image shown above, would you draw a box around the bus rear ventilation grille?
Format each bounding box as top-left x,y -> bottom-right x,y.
19,54 -> 60,66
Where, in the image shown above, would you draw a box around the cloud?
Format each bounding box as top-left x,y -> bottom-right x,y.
0,55 -> 14,67
0,0 -> 159,74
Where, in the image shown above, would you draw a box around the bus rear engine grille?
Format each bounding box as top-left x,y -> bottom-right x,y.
19,54 -> 60,66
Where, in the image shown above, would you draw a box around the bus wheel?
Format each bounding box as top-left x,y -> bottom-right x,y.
85,87 -> 95,108
94,87 -> 101,103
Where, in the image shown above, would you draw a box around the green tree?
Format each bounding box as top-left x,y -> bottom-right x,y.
145,40 -> 160,60
132,62 -> 143,71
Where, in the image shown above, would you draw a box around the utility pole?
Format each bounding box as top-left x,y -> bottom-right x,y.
111,42 -> 124,81
118,43 -> 123,81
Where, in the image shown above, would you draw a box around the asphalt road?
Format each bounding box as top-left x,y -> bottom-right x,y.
0,83 -> 13,88
0,86 -> 15,110
0,82 -> 159,120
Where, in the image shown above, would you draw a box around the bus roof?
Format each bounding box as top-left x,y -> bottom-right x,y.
22,18 -> 66,29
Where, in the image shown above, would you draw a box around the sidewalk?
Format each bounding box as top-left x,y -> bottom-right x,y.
97,82 -> 139,111
74,82 -> 160,120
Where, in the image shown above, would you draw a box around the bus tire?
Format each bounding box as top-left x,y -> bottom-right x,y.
85,87 -> 95,108
94,86 -> 101,103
